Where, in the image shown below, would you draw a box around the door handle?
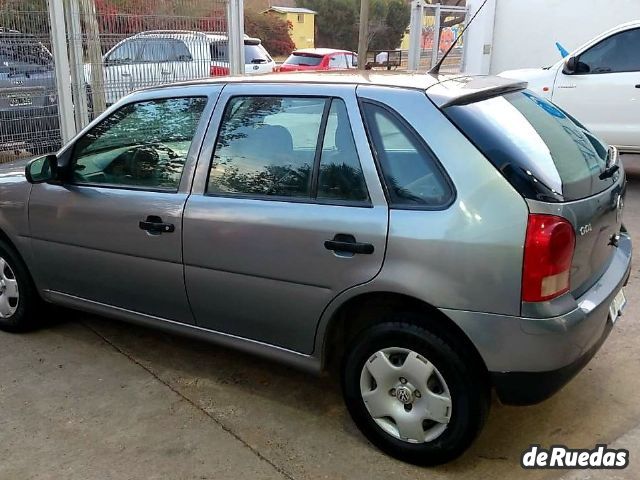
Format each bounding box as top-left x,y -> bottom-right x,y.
324,234 -> 374,255
635,84 -> 640,88
121,72 -> 132,77
161,70 -> 172,75
139,215 -> 175,234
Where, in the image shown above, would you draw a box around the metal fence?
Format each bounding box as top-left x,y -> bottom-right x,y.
0,4 -> 60,158
0,0 -> 232,160
407,1 -> 468,73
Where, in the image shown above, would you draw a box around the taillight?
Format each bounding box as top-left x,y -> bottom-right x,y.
522,214 -> 575,302
210,66 -> 230,77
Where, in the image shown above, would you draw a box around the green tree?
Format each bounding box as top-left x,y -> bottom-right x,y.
297,0 -> 409,51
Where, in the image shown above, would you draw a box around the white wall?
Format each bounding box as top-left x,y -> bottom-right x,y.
489,0 -> 640,74
462,0 -> 497,75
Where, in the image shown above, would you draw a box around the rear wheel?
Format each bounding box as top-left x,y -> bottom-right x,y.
0,240 -> 43,332
341,320 -> 489,465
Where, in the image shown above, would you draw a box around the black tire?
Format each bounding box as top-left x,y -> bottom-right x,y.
341,319 -> 490,466
0,239 -> 43,332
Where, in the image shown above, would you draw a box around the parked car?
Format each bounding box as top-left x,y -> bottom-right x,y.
500,21 -> 640,152
0,28 -> 60,154
2,72 -> 630,466
279,48 -> 357,72
87,30 -> 276,105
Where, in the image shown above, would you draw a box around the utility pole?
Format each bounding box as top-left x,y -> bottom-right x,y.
357,0 -> 369,70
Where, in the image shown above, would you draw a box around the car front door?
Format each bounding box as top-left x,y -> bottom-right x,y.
28,89 -> 217,323
183,83 -> 388,353
552,27 -> 640,149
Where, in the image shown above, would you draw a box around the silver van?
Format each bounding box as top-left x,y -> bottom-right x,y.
1,72 -> 631,465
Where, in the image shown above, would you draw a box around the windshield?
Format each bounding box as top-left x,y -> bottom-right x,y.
283,53 -> 323,66
445,90 -> 614,202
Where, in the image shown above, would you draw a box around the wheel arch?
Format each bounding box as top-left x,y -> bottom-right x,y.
319,291 -> 489,379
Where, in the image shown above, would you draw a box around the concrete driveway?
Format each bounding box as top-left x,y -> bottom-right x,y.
1,183 -> 639,480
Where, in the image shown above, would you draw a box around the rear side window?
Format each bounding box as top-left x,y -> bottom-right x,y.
283,53 -> 323,66
210,43 -> 271,63
208,96 -> 368,203
362,102 -> 453,208
445,91 -> 613,202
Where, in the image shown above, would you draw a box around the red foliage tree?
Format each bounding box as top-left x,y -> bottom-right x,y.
245,11 -> 295,56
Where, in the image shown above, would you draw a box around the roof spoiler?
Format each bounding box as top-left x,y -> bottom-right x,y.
427,77 -> 528,108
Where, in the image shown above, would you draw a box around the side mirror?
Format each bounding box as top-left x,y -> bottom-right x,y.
563,56 -> 577,74
25,154 -> 57,184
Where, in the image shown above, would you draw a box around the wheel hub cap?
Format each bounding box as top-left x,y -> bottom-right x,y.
359,347 -> 452,444
0,256 -> 19,318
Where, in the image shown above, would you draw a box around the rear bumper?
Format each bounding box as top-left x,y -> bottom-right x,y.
442,233 -> 632,405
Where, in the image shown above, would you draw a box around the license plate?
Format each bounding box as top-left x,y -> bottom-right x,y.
609,288 -> 626,324
7,94 -> 32,107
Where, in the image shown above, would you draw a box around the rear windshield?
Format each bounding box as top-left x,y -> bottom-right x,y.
283,53 -> 323,66
210,43 -> 271,63
445,91 -> 615,202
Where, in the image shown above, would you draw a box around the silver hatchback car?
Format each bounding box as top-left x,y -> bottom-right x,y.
0,72 -> 631,465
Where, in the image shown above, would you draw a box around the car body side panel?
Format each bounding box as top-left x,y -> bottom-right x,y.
314,86 -> 530,357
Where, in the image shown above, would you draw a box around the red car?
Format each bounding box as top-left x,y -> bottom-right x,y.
278,48 -> 358,72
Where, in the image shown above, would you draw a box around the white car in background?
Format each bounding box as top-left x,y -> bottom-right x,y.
500,21 -> 640,152
87,30 -> 276,105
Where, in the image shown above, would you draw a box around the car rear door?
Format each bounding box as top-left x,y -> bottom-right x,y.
28,88 -> 218,323
552,27 -> 640,149
182,83 -> 388,353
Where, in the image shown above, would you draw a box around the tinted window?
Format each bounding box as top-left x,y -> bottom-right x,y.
329,54 -> 348,69
445,91 -> 613,202
283,53 -> 323,66
210,43 -> 271,63
172,40 -> 193,61
578,28 -> 640,74
108,40 -> 141,63
140,40 -> 171,62
318,100 -> 368,201
208,97 -> 325,197
363,103 -> 452,207
73,97 -> 207,190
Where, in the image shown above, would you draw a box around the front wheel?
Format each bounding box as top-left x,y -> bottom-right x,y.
341,321 -> 489,465
0,240 -> 43,332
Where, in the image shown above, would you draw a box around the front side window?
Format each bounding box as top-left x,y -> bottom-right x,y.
72,97 -> 207,190
578,28 -> 640,74
208,96 -> 368,203
107,40 -> 142,64
363,102 -> 452,208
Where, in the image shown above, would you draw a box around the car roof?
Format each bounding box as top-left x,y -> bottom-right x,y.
130,30 -> 261,43
292,48 -> 355,56
139,71 -> 528,108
